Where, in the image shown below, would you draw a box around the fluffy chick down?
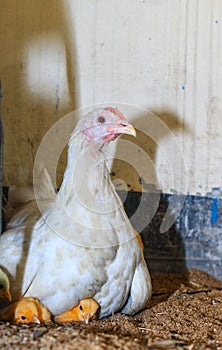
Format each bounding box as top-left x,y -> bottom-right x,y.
55,298 -> 100,323
0,297 -> 51,324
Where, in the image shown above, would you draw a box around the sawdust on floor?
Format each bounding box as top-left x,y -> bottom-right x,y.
1,268 -> 222,350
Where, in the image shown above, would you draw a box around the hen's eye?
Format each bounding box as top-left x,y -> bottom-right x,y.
98,116 -> 106,124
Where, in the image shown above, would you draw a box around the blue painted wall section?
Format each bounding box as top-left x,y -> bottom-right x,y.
211,198 -> 218,225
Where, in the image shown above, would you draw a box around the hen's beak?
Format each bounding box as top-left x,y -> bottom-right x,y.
118,123 -> 136,137
123,124 -> 136,137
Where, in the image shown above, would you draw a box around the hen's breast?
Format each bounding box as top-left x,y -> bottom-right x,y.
24,226 -> 120,315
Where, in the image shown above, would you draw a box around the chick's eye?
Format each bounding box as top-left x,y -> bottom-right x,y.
21,315 -> 26,320
79,305 -> 83,311
98,116 -> 106,124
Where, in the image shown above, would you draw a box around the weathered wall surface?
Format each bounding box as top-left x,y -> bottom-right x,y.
0,0 -> 222,196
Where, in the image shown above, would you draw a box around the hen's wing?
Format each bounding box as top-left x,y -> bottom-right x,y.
0,227 -> 39,300
1,165 -> 56,299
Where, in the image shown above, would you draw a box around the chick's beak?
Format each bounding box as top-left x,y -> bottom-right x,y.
4,291 -> 12,302
32,315 -> 41,324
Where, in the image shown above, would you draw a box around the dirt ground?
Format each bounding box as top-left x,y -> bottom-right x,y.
1,268 -> 222,349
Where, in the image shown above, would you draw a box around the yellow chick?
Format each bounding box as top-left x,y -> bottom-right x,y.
0,269 -> 12,307
0,297 -> 51,324
14,297 -> 51,324
55,298 -> 100,324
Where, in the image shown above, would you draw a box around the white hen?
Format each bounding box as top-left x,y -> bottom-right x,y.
0,107 -> 151,318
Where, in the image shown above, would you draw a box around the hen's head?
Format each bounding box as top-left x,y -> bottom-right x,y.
78,107 -> 136,144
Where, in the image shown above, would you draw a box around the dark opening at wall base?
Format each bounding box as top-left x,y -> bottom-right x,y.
120,190 -> 222,280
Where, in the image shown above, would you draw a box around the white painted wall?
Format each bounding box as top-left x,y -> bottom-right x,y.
0,0 -> 222,195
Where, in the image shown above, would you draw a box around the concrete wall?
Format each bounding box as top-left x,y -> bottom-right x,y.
1,0 -> 222,196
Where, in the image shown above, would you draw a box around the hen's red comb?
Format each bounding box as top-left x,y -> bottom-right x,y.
104,107 -> 126,121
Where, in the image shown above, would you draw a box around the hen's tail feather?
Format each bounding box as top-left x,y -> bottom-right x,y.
33,163 -> 56,201
4,164 -> 56,225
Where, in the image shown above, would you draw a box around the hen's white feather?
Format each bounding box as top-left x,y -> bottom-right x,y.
5,164 -> 56,228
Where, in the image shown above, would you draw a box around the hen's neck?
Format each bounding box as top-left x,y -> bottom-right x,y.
58,131 -> 114,205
